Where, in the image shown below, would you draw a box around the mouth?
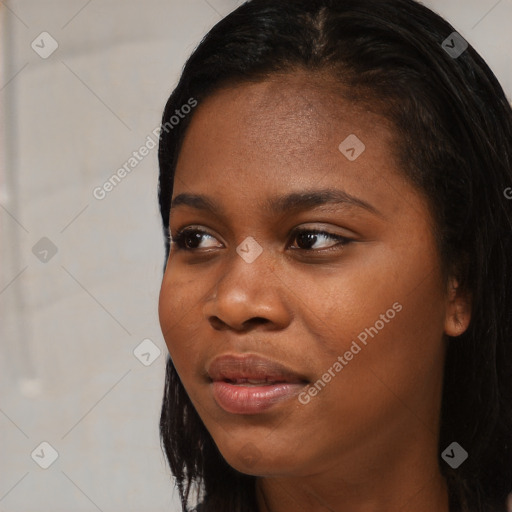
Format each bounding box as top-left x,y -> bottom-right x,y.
206,353 -> 309,414
220,377 -> 300,386
207,353 -> 309,382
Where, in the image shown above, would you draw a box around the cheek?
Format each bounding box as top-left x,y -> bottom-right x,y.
291,244 -> 443,360
295,244 -> 447,417
302,266 -> 447,431
158,268 -> 204,378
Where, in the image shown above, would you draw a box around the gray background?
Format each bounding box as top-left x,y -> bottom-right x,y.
1,1 -> 511,511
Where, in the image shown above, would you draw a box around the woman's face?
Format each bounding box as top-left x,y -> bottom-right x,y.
158,72 -> 467,481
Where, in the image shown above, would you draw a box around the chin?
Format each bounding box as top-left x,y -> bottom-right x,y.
218,442 -> 303,477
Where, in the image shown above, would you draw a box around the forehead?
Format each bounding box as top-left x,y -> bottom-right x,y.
181,72 -> 394,156
173,72 -> 405,218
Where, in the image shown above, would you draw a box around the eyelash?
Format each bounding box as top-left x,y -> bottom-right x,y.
169,227 -> 351,254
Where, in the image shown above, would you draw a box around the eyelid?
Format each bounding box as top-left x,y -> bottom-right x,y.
169,225 -> 220,242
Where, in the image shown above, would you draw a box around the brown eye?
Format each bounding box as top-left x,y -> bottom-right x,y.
289,229 -> 351,252
170,228 -> 219,250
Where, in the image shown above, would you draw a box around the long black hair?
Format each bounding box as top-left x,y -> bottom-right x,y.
157,1 -> 512,510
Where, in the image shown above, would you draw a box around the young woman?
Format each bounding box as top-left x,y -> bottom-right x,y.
156,1 -> 512,511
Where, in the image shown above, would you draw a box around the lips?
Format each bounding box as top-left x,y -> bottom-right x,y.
207,353 -> 309,414
207,353 -> 308,385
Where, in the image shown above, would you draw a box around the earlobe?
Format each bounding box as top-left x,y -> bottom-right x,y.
444,277 -> 472,337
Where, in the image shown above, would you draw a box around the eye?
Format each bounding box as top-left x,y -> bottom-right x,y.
170,227 -> 220,251
170,227 -> 351,253
289,228 -> 350,252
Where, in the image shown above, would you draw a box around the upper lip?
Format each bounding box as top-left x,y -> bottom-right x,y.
207,353 -> 309,384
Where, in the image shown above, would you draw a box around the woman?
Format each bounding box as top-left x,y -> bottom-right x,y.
157,1 -> 512,511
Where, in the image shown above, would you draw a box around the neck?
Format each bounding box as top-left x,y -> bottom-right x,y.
255,431 -> 450,512
257,473 -> 449,512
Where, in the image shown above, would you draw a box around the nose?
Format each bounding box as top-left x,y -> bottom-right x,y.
202,248 -> 291,332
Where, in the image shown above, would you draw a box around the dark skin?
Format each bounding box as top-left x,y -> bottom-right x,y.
158,71 -> 472,512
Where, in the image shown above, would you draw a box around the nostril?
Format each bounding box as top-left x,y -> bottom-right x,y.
208,316 -> 230,330
242,317 -> 269,329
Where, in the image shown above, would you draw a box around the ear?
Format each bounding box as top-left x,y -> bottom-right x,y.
444,276 -> 472,337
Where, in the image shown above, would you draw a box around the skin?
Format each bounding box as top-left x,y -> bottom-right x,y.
158,70 -> 472,512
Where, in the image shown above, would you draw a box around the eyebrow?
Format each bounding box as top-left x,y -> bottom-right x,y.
170,188 -> 382,218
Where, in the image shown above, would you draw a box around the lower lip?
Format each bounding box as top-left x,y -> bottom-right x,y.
211,381 -> 307,415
